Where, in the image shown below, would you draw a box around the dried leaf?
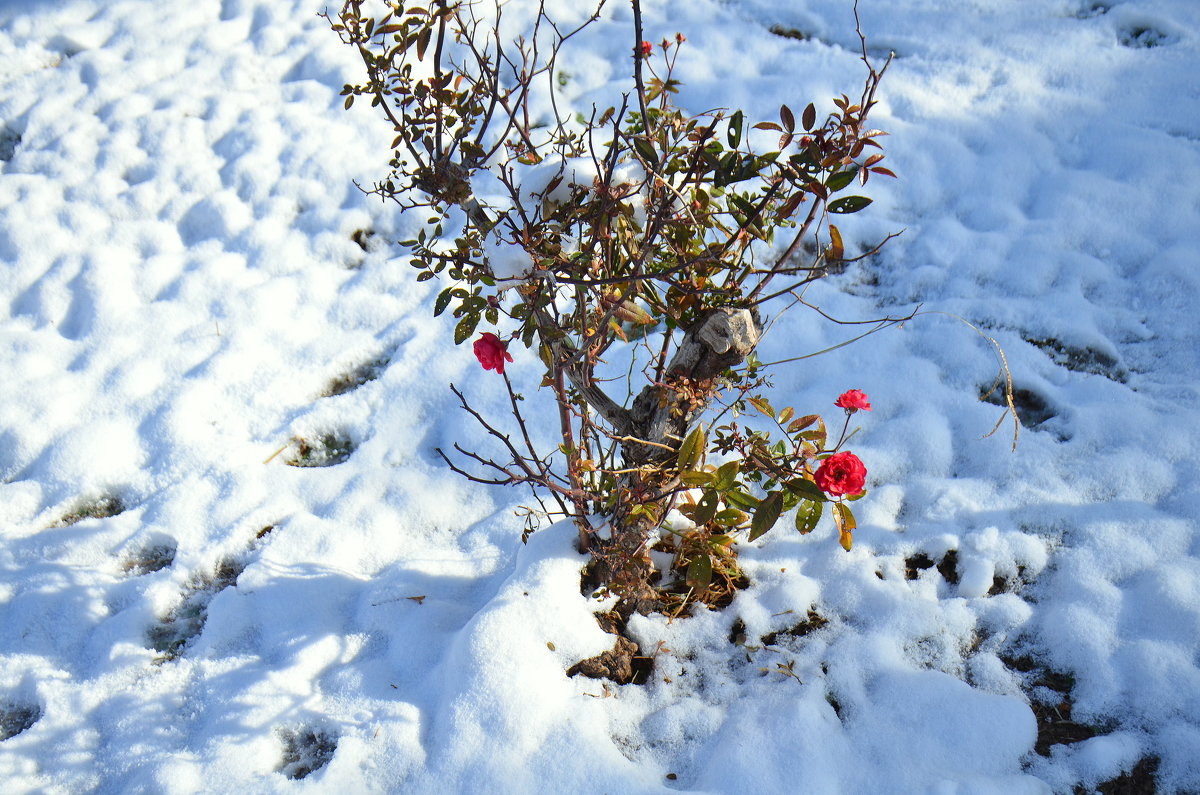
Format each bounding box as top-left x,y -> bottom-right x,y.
828,225 -> 844,262
833,502 -> 856,551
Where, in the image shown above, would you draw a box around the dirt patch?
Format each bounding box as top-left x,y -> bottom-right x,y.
0,702 -> 41,741
761,610 -> 828,647
57,494 -> 125,526
1001,654 -> 1104,756
146,556 -> 245,661
903,550 -> 959,585
122,540 -> 176,576
1084,756 -> 1160,794
566,609 -> 654,685
283,433 -> 356,467
277,727 -> 337,780
322,356 -> 389,397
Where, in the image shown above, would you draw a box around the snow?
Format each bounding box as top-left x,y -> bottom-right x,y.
1,0 -> 1198,791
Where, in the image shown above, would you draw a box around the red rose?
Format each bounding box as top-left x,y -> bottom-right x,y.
814,451 -> 867,497
835,389 -> 871,413
639,40 -> 653,57
473,332 -> 513,374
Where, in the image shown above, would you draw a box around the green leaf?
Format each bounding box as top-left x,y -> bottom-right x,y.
693,490 -> 720,525
714,508 -> 749,527
749,491 -> 784,541
747,396 -> 775,419
434,288 -> 453,317
794,499 -> 822,534
825,167 -> 858,193
784,478 -> 826,502
633,136 -> 658,164
714,460 -> 740,492
723,489 -> 761,511
453,314 -> 479,345
677,424 -> 707,471
828,195 -> 873,214
727,110 -> 743,149
680,470 -> 715,487
777,406 -> 794,425
686,554 -> 713,591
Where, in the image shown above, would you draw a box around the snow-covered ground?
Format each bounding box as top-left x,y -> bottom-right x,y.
1,0 -> 1198,791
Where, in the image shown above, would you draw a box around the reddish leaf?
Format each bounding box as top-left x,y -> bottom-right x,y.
747,396 -> 775,419
416,26 -> 432,60
776,192 -> 805,220
802,102 -> 816,131
780,104 -> 795,132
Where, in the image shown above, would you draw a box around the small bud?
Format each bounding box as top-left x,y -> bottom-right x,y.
676,32 -> 686,43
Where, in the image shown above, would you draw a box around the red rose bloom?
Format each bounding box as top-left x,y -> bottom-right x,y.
639,40 -> 653,57
473,332 -> 513,375
814,451 -> 867,497
835,389 -> 871,412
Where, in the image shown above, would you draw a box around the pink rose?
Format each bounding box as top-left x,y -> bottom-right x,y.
814,451 -> 867,497
473,332 -> 513,375
835,389 -> 871,413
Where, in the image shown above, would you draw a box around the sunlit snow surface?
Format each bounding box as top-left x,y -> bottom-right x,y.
1,0 -> 1199,791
